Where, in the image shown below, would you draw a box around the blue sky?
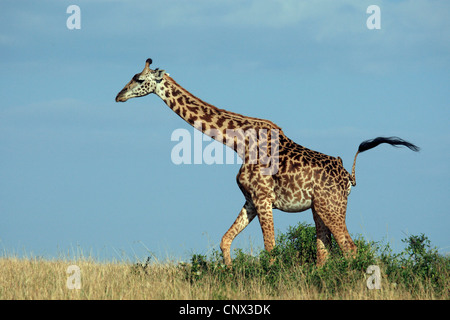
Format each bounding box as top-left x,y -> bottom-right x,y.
1,0 -> 449,262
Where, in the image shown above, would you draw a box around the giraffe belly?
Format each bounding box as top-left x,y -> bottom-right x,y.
273,190 -> 313,213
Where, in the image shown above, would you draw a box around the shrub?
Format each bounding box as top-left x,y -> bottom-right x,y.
171,222 -> 449,298
380,233 -> 449,296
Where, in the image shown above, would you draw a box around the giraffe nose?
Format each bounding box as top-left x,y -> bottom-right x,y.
115,91 -> 126,102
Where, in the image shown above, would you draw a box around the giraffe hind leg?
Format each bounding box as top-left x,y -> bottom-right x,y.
220,201 -> 256,266
312,193 -> 357,266
312,209 -> 332,266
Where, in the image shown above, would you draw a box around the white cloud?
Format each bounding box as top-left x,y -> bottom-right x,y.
1,0 -> 448,76
154,0 -> 364,31
153,0 -> 448,40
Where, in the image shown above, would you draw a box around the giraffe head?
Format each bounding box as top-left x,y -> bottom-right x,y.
115,58 -> 167,102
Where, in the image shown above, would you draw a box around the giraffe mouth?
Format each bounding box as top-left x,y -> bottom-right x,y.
115,91 -> 128,102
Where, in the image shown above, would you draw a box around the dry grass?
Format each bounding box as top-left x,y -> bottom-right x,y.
2,224 -> 447,300
0,256 -> 445,300
1,257 -> 185,300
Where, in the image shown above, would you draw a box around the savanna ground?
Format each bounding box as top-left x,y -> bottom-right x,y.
0,223 -> 448,300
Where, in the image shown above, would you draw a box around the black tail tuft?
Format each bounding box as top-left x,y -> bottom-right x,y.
350,136 -> 419,187
358,136 -> 420,153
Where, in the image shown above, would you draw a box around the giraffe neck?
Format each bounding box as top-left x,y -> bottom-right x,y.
155,75 -> 283,158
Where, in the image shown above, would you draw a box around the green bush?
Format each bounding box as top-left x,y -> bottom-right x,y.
173,222 -> 449,298
380,233 -> 449,296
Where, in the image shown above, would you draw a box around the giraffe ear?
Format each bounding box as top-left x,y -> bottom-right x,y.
154,69 -> 166,82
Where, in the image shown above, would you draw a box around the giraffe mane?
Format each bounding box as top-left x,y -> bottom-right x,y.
164,74 -> 283,133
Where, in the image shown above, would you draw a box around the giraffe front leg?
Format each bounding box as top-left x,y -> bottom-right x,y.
220,202 -> 256,266
254,200 -> 276,257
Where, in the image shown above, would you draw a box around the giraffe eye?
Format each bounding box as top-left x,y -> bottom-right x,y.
133,74 -> 144,83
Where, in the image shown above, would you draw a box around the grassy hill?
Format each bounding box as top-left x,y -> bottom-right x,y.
1,223 -> 448,299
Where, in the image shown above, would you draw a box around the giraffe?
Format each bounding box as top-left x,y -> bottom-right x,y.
115,59 -> 420,266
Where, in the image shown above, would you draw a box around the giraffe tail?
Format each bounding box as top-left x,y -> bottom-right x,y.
350,136 -> 420,187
